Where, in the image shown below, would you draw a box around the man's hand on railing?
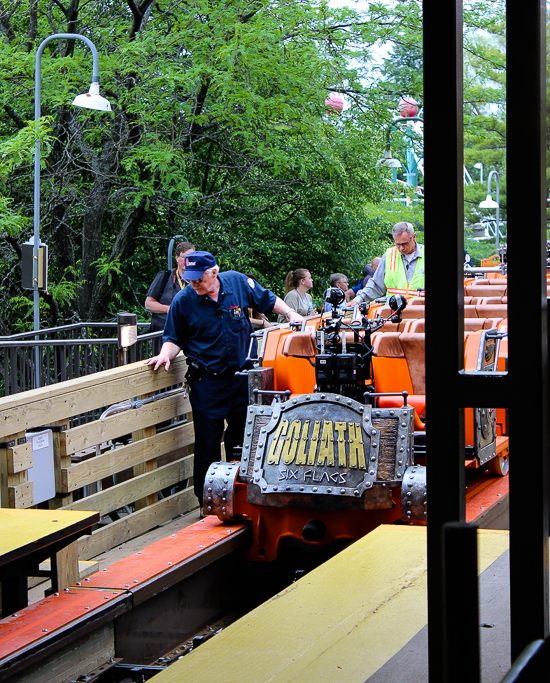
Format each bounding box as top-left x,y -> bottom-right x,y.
144,341 -> 181,371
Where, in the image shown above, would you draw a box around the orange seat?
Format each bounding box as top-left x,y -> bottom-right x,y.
464,318 -> 486,331
476,304 -> 507,319
372,332 -> 425,430
465,285 -> 507,298
282,329 -> 317,357
378,305 -> 425,320
409,318 -> 425,333
399,333 -> 425,413
369,319 -> 413,335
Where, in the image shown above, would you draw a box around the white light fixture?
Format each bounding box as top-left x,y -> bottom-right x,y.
478,194 -> 498,209
376,150 -> 402,169
72,82 -> 112,111
474,162 -> 484,184
118,312 -> 138,349
478,170 -> 501,251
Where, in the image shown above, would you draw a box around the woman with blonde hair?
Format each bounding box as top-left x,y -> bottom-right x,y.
277,268 -> 316,322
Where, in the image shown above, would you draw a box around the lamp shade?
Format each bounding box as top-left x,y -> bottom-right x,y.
479,194 -> 498,209
72,82 -> 112,111
376,150 -> 402,169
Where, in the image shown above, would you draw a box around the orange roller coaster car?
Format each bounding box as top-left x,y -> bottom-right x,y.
204,292 -> 508,560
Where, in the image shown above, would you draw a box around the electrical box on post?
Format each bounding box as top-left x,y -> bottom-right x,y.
21,238 -> 48,291
26,429 -> 55,505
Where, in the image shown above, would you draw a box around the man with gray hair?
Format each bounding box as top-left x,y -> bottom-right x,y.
329,273 -> 349,290
324,272 -> 350,311
349,222 -> 424,304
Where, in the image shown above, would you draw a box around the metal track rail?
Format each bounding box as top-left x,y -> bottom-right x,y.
0,519 -> 252,683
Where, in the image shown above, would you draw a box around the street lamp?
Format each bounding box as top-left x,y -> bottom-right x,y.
474,162 -> 484,184
478,169 -> 501,252
376,116 -> 424,183
33,33 -> 112,387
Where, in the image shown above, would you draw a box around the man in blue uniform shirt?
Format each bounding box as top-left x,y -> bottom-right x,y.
145,251 -> 304,508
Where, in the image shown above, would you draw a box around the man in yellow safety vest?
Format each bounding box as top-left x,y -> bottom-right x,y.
348,222 -> 424,305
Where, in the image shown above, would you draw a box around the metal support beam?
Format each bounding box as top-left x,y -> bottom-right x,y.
423,0 -> 466,680
506,0 -> 549,659
425,0 -> 550,677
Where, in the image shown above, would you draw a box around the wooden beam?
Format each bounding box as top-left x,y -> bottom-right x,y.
77,487 -> 197,560
9,481 -> 34,508
1,432 -> 30,508
63,393 -> 191,455
0,356 -> 186,438
63,457 -> 193,517
60,423 -> 194,493
132,423 -> 158,511
51,541 -> 79,592
51,420 -> 73,508
6,441 -> 33,474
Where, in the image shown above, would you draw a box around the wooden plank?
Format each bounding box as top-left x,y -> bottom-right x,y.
51,420 -> 73,507
63,457 -> 193,517
0,355 -> 185,412
77,487 -> 197,560
132,412 -> 158,510
0,432 -> 26,507
0,446 -> 8,508
158,527 -> 509,683
6,441 -> 33,474
64,393 -> 191,455
61,423 -> 194,492
52,540 -> 79,591
0,356 -> 186,438
8,481 -> 34,508
38,558 -> 99,580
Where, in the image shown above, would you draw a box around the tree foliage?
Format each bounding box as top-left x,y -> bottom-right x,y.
0,0 -> 410,329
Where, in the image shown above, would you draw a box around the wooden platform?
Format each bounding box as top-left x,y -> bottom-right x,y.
152,525 -> 510,683
0,508 -> 98,616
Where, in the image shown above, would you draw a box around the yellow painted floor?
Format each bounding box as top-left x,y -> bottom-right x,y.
153,525 -> 509,683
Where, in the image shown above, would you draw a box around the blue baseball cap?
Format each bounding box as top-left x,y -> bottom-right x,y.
183,251 -> 217,280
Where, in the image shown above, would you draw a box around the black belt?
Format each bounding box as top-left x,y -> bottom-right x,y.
207,363 -> 250,377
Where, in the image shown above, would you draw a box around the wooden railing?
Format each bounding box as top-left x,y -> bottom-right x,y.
0,355 -> 197,560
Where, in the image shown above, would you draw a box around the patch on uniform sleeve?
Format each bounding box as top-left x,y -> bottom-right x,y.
247,278 -> 255,289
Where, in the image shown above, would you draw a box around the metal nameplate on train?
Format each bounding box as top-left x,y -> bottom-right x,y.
242,393 -> 382,498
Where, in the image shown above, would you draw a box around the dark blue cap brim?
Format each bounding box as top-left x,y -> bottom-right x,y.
183,269 -> 207,280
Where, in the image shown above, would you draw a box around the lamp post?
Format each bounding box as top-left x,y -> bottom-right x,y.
473,162 -> 484,184
375,116 -> 424,186
478,169 -> 501,252
33,33 -> 111,387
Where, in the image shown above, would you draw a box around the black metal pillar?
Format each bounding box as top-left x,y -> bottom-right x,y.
423,0 -> 469,680
424,0 -> 550,677
506,0 -> 549,660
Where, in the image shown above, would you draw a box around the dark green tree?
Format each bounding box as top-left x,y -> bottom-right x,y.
0,0 -> 405,330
